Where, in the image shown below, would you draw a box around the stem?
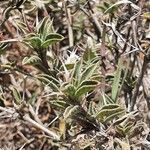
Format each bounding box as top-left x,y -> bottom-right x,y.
130,56 -> 149,111
23,114 -> 60,140
66,6 -> 74,47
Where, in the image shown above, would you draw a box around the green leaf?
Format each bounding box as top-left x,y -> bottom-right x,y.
96,107 -> 124,121
50,100 -> 68,110
38,74 -> 60,85
0,42 -> 9,55
11,87 -> 22,105
103,94 -> 115,104
28,94 -> 37,105
72,60 -> 82,86
38,74 -> 59,85
64,84 -> 76,98
116,121 -> 134,137
99,104 -> 120,110
63,105 -> 79,119
95,104 -> 124,121
37,75 -> 59,92
75,84 -> 96,98
25,33 -> 37,37
103,2 -> 110,8
83,47 -> 97,62
41,39 -> 63,48
41,33 -> 63,48
37,16 -> 52,39
116,125 -> 125,137
104,110 -> 124,123
111,59 -> 123,102
88,101 -> 97,116
14,20 -> 29,34
80,63 -> 98,83
45,33 -> 64,41
78,80 -> 98,88
90,75 -> 101,81
124,122 -> 134,134
24,36 -> 42,49
65,64 -> 75,70
22,56 -> 42,65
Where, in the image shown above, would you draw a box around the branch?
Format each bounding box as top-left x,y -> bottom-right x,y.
23,114 -> 60,141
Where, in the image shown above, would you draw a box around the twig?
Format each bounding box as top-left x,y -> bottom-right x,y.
23,114 -> 60,141
0,38 -> 22,43
29,104 -> 43,125
64,3 -> 74,47
0,106 -> 15,114
46,116 -> 59,128
130,56 -> 149,111
143,78 -> 150,110
19,138 -> 34,150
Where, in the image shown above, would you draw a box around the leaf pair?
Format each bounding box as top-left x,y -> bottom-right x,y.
24,33 -> 64,49
64,80 -> 98,100
73,60 -> 99,86
63,60 -> 100,99
116,121 -> 135,137
75,80 -> 98,98
95,104 -> 125,123
24,17 -> 64,50
37,74 -> 60,92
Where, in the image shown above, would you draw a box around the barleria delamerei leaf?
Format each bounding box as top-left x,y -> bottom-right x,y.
22,56 -> 42,65
111,59 -> 123,103
95,104 -> 125,122
75,84 -> 96,98
37,74 -> 59,92
11,87 -> 22,105
80,63 -> 98,83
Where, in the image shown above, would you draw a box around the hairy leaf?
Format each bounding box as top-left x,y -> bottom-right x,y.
75,84 -> 96,98
11,87 -> 22,105
80,63 -> 98,83
24,36 -> 42,49
22,56 -> 42,65
37,75 -> 59,91
63,105 -> 79,119
95,104 -> 124,122
111,59 -> 123,102
37,16 -> 53,40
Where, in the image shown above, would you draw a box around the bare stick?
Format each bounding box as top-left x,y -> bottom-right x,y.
64,3 -> 74,47
130,56 -> 149,111
23,114 -> 60,141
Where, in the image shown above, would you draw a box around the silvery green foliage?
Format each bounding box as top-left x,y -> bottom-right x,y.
24,17 -> 64,50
